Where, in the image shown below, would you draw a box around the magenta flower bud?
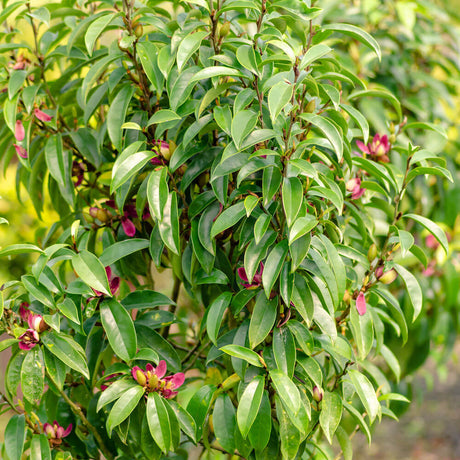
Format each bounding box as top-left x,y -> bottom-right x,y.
237,262 -> 264,289
15,120 -> 25,141
18,329 -> 40,350
356,292 -> 367,316
121,216 -> 136,237
312,386 -> 324,402
346,178 -> 360,192
375,266 -> 384,279
34,108 -> 53,122
13,144 -> 28,159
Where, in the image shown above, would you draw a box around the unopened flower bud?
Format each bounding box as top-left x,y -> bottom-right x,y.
305,99 -> 316,113
312,386 -> 323,403
15,120 -> 25,141
148,373 -> 159,390
134,23 -> 143,38
367,244 -> 378,262
378,269 -> 398,284
343,290 -> 351,305
89,207 -> 99,218
389,134 -> 396,144
375,266 -> 384,279
136,370 -> 147,386
219,21 -> 231,38
96,208 -> 110,223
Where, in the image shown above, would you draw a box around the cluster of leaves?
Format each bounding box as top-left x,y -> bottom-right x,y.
0,0 -> 457,459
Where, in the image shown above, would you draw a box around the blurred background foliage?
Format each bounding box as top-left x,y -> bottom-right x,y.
0,0 -> 459,457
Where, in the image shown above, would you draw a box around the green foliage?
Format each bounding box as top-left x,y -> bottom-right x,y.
0,0 -> 458,459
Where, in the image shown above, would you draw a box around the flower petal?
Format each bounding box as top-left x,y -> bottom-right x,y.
356,140 -> 369,155
121,217 -> 136,237
356,292 -> 367,316
34,108 -> 53,122
155,360 -> 167,379
170,372 -> 185,389
237,267 -> 249,283
13,144 -> 28,159
15,120 -> 25,141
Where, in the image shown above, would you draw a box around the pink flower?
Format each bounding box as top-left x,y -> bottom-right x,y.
44,421 -> 72,446
93,267 -> 120,297
18,329 -> 40,350
356,292 -> 366,316
425,234 -> 439,249
14,144 -> 28,159
150,155 -> 163,165
237,263 -> 264,289
131,361 -> 185,399
346,177 -> 366,200
356,134 -> 390,163
121,216 -> 136,237
34,108 -> 53,122
19,302 -> 30,322
15,120 -> 25,141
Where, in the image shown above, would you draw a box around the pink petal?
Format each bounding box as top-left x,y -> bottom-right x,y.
105,266 -> 112,280
351,186 -> 365,200
356,292 -> 367,316
14,144 -> 28,159
131,366 -> 142,381
34,108 -> 53,122
19,342 -> 35,350
121,217 -> 136,237
62,423 -> 72,437
110,276 -> 120,295
155,360 -> 167,379
356,140 -> 369,155
237,267 -> 249,283
170,372 -> 185,389
15,120 -> 25,141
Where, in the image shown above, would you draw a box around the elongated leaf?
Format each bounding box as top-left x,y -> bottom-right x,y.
41,332 -> 89,379
282,176 -> 303,228
348,369 -> 380,423
100,239 -> 149,266
97,379 -> 138,412
262,240 -> 288,298
237,375 -> 264,438
147,166 -> 169,220
289,215 -> 317,245
270,369 -> 300,415
147,109 -> 181,126
299,44 -> 332,70
30,433 -> 52,460
72,249 -> 111,296
177,31 -> 208,71
349,88 -> 402,121
158,192 -> 181,255
5,414 -> 25,460
207,292 -> 232,345
101,299 -> 137,362
211,202 -> 246,238
107,385 -> 145,434
268,81 -> 293,123
213,394 -> 236,453
107,85 -> 136,152
403,213 -> 449,254
21,346 -> 44,404
300,113 -> 343,160
394,264 -> 423,322
190,66 -> 246,82
323,23 -> 381,60
319,391 -> 342,444
0,244 -> 44,257
220,345 -> 264,367
249,292 -> 278,349
85,12 -> 118,56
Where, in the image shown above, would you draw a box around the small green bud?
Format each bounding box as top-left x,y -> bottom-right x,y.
305,99 -> 316,113
367,244 -> 378,262
219,21 -> 231,38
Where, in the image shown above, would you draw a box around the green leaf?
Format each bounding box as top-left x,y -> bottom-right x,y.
0,244 -> 44,257
107,385 -> 145,435
168,399 -> 197,443
398,229 -> 414,257
101,299 -> 137,362
299,44 -> 332,70
319,391 -> 343,444
403,121 -> 447,139
21,346 -> 44,404
158,192 -> 181,255
349,88 -> 402,121
111,141 -> 153,193
323,23 -> 381,60
249,292 -> 278,349
147,109 -> 181,126
190,66 -> 246,83
237,375 -> 265,438
147,166 -> 169,220
394,264 -> 423,322
213,394 -> 236,453
403,213 -> 449,255
211,202 -> 246,238
220,344 -> 264,367
186,385 -> 216,439
0,338 -> 18,352
236,44 -> 260,75
335,426 -> 352,460
231,110 -> 258,149
275,396 -> 300,459
299,113 -> 343,161
100,239 -> 149,266
182,113 -> 213,148
147,392 -> 172,453
72,249 -> 111,296
348,369 -> 380,423
207,292 -> 232,345
244,195 -> 259,217
262,240 -> 288,298
282,177 -> 303,228
41,332 -> 89,379
380,344 -> 401,382
177,30 -> 208,71
406,166 -> 453,184
287,320 -> 314,356
248,390 -> 271,451
107,85 -> 136,152
122,290 -> 174,310
85,12 -> 118,56
8,70 -> 26,100
5,414 -> 25,460
268,81 -> 293,123
273,327 -> 296,378
289,215 -> 317,245
97,379 -> 138,412
341,104 -> 369,144
270,369 -> 300,415
263,166 -> 282,206
30,434 -> 52,460
21,275 -> 54,308
349,298 -> 374,360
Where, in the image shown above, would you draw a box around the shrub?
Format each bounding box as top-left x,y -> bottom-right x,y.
0,1 -> 455,459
